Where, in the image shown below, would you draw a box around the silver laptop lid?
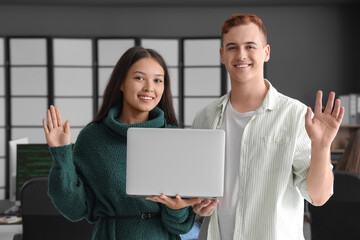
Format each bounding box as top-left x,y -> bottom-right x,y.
126,128 -> 225,198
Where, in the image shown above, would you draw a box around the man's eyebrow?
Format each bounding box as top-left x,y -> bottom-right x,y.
244,41 -> 257,45
225,41 -> 257,47
225,42 -> 237,47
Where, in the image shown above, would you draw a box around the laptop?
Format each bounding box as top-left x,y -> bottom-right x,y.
126,128 -> 225,198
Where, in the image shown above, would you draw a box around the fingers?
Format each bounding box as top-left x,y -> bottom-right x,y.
56,107 -> 63,127
305,107 -> 313,126
46,109 -> 53,129
336,106 -> 345,123
50,105 -> 58,128
145,194 -> 202,210
64,120 -> 71,134
42,118 -> 49,134
314,90 -> 323,115
192,199 -> 219,216
45,105 -> 66,129
324,91 -> 335,115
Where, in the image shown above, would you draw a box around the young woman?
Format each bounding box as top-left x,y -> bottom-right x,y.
42,46 -> 200,240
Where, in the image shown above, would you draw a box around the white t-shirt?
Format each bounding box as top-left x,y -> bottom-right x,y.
218,101 -> 254,240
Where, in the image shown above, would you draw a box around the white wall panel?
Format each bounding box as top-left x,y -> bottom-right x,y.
0,98 -> 4,126
0,68 -> 4,96
11,128 -> 46,143
98,39 -> 135,66
184,68 -> 220,96
141,39 -> 179,67
98,67 -> 113,96
168,68 -> 179,97
184,98 -> 217,126
184,39 -> 220,66
54,98 -> 93,126
53,39 -> 92,66
0,129 -> 4,156
11,98 -> 47,126
11,67 -> 47,95
54,68 -> 92,96
10,38 -> 47,65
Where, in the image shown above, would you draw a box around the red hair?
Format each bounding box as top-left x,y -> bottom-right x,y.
221,14 -> 267,46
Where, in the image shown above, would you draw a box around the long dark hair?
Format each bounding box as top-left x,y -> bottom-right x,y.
90,46 -> 178,126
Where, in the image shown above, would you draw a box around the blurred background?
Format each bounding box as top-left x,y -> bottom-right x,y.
0,0 -> 359,202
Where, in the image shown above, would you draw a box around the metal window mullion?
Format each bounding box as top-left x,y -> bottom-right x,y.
4,37 -> 11,199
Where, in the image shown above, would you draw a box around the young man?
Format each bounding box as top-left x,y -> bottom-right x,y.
192,14 -> 343,240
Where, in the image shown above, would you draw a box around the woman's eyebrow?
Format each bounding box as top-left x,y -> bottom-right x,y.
133,71 -> 164,77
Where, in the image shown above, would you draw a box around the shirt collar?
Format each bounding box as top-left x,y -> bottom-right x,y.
217,79 -> 279,114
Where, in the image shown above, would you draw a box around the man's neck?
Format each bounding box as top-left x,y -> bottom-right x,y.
229,78 -> 268,113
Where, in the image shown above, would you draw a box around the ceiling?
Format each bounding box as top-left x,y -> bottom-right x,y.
0,0 -> 358,6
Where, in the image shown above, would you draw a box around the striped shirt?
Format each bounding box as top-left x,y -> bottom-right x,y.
193,80 -> 330,240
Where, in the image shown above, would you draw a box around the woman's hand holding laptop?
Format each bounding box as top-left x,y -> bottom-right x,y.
146,194 -> 202,210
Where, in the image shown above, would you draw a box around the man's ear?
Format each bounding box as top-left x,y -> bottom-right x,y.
264,44 -> 270,62
220,48 -> 224,64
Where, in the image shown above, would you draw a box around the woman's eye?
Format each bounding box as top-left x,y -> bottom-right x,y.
136,76 -> 144,80
155,79 -> 163,83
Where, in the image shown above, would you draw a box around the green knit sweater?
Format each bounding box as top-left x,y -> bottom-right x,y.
48,106 -> 195,240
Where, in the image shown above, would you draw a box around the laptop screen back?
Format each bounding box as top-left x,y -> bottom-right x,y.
126,128 -> 225,198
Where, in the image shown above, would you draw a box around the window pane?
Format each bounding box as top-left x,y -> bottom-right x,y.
169,68 -> 179,97
69,128 -> 82,143
54,98 -> 93,126
172,97 -> 179,120
98,67 -> 113,96
0,38 -> 4,65
53,39 -> 92,66
0,128 -> 4,155
11,128 -> 46,143
0,68 -> 4,96
184,68 -> 221,96
11,97 -> 47,125
12,126 -> 81,143
10,38 -> 47,65
184,98 -> 217,126
54,68 -> 92,96
98,39 -> 135,66
184,39 -> 220,66
0,98 -> 4,126
141,39 -> 179,67
11,67 -> 47,95
0,159 -> 4,187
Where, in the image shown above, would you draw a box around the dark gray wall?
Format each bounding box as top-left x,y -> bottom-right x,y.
0,4 -> 359,107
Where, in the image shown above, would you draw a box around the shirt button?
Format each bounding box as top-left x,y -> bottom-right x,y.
275,137 -> 279,142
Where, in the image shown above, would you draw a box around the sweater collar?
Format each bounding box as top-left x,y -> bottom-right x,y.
104,105 -> 166,138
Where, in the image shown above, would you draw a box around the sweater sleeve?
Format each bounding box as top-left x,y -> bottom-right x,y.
160,205 -> 196,235
47,144 -> 98,223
